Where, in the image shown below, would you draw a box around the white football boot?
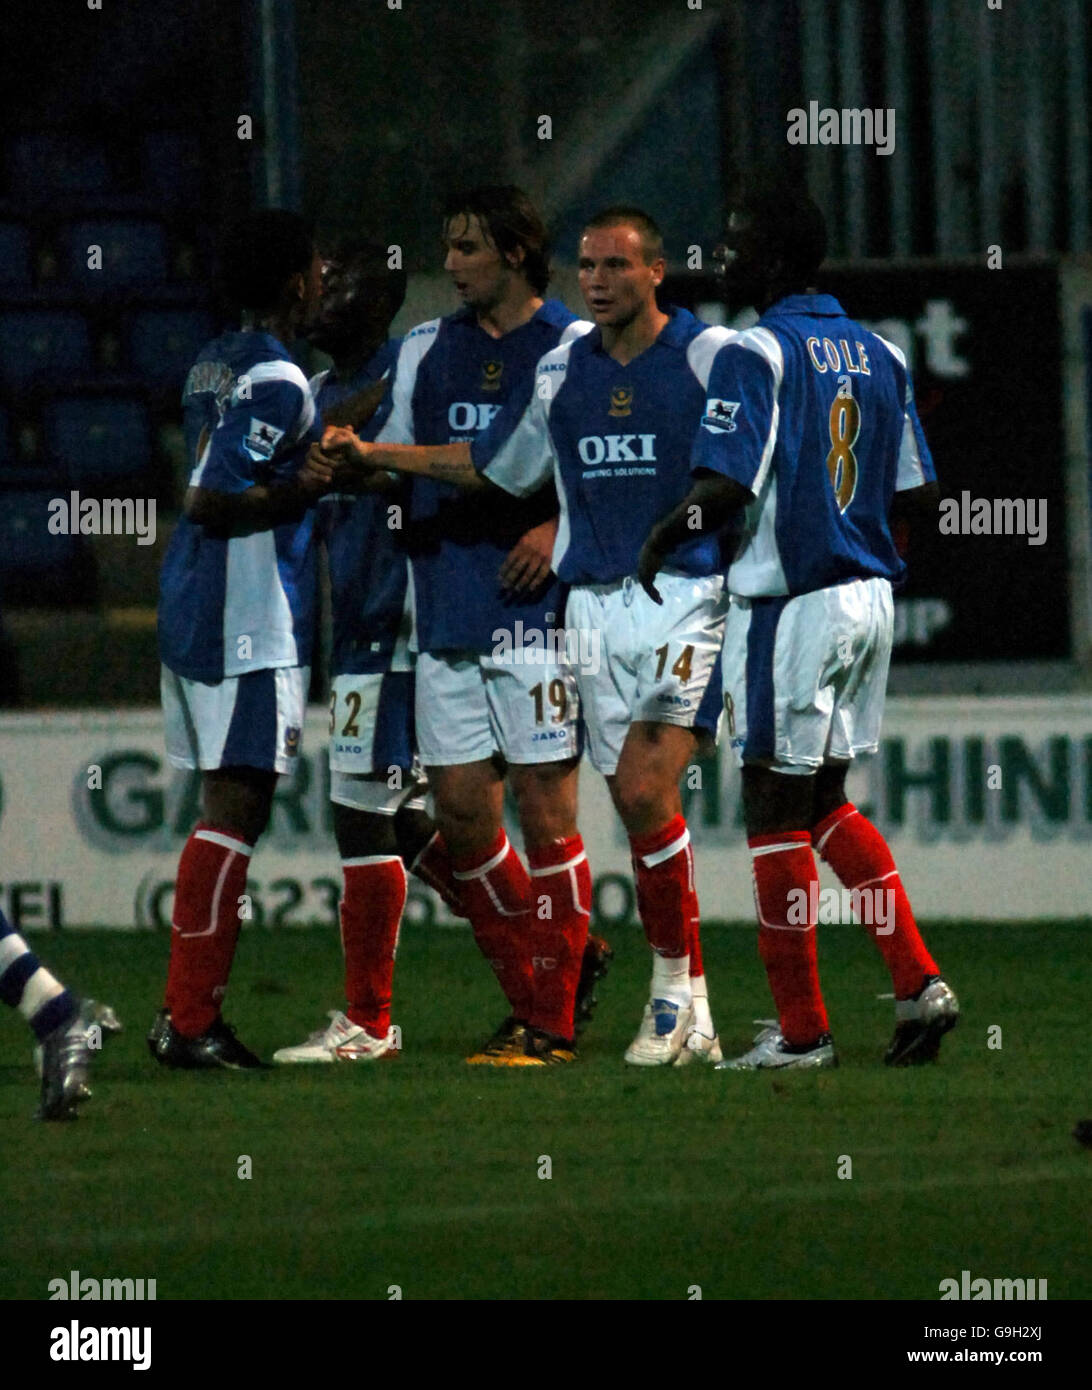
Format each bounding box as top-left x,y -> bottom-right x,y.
624,998 -> 693,1067
273,1010 -> 398,1063
885,976 -> 959,1065
717,1025 -> 837,1071
675,985 -> 722,1065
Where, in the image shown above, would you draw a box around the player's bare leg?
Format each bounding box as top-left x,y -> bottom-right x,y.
609,721 -> 717,1065
809,763 -> 957,1065
150,766 -> 276,1070
508,757 -> 591,1057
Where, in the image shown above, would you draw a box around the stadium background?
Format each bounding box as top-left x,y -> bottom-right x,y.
1,0 -> 1090,1312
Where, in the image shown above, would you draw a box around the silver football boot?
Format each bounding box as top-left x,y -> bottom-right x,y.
36,999 -> 122,1120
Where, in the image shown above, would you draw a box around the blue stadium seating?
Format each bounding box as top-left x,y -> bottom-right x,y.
0,490 -> 90,603
7,134 -> 111,199
43,395 -> 151,483
0,311 -> 92,389
141,131 -> 202,209
127,309 -> 214,389
0,222 -> 32,287
60,219 -> 169,288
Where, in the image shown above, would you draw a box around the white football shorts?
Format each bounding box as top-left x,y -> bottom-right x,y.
415,648 -> 581,767
328,668 -> 427,815
565,571 -> 728,776
721,575 -> 894,774
162,664 -> 309,774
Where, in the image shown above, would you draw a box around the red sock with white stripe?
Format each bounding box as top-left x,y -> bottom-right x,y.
409,832 -> 464,917
811,802 -> 937,999
630,816 -> 695,1007
526,835 -> 591,1040
341,856 -> 407,1038
165,823 -> 253,1038
749,831 -> 829,1046
452,829 -> 534,1020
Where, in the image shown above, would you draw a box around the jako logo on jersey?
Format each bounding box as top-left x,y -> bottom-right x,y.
448,402 -> 503,432
577,434 -> 656,465
608,386 -> 633,417
481,361 -> 503,391
701,399 -> 740,433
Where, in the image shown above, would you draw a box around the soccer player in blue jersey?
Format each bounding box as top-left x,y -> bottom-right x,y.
316,188 -> 605,1066
322,206 -> 729,1067
1,908 -> 120,1119
638,178 -> 958,1069
149,210 -> 332,1070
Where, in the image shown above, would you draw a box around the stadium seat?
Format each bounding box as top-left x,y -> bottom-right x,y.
127,309 -> 214,389
43,394 -> 151,484
0,310 -> 92,389
0,490 -> 94,606
60,219 -> 169,289
6,133 -> 111,199
140,131 -> 202,209
0,222 -> 32,287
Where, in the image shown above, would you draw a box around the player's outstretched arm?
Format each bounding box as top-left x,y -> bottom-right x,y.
318,377 -> 390,431
637,471 -> 752,603
318,426 -> 486,491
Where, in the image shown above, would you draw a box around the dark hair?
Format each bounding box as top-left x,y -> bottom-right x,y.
583,206 -> 664,263
732,175 -> 827,285
329,237 -> 408,317
219,209 -> 315,312
442,186 -> 550,294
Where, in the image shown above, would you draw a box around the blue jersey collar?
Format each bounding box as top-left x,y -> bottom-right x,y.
585,303 -> 698,356
762,293 -> 846,320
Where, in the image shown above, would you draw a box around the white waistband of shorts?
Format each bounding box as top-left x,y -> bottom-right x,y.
577,568 -> 722,597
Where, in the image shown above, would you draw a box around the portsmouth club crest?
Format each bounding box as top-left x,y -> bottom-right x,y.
284,725 -> 301,757
609,385 -> 633,417
481,360 -> 504,391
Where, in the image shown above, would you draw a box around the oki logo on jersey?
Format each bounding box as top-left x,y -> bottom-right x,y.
243,418 -> 285,460
448,402 -> 503,433
576,434 -> 657,465
701,399 -> 740,434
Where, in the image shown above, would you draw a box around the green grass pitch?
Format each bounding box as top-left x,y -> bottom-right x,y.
2,921 -> 1089,1300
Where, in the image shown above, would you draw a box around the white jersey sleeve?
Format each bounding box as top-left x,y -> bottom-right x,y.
372,318 -> 441,445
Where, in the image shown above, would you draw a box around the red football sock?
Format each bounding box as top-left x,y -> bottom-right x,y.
812,802 -> 938,999
526,835 -> 591,1040
165,823 -> 253,1038
340,856 -> 408,1038
629,815 -> 696,958
452,829 -> 534,1019
749,831 -> 829,1046
409,831 -> 465,918
688,916 -> 705,979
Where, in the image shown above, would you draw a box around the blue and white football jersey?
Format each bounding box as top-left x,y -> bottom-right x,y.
313,339 -> 411,676
690,294 -> 936,597
370,299 -> 583,654
477,306 -> 732,584
158,330 -> 321,681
